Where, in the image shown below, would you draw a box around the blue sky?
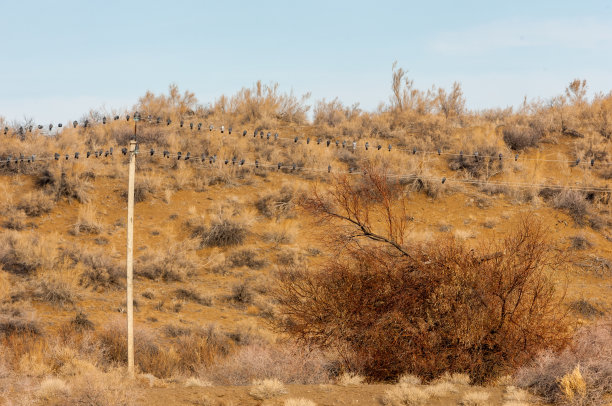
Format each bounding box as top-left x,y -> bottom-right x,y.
1,0 -> 611,123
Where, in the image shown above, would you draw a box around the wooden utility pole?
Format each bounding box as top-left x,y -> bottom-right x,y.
126,137 -> 137,377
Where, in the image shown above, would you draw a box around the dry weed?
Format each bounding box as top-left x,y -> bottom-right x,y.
382,383 -> 431,406
71,204 -> 104,235
336,372 -> 365,386
37,377 -> 70,399
249,378 -> 288,400
460,389 -> 491,406
284,399 -> 317,406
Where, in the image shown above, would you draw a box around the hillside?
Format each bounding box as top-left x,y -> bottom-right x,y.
1,79 -> 611,405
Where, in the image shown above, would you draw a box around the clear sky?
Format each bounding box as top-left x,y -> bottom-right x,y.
1,0 -> 611,124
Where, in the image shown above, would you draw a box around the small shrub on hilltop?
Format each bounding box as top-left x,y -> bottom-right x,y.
274,166 -> 571,384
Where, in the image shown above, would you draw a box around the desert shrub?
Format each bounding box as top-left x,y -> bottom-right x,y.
229,282 -> 254,305
54,171 -> 92,203
191,218 -> 247,248
255,186 -> 295,219
97,320 -> 179,378
174,288 -> 212,306
502,125 -> 542,150
35,168 -> 57,189
227,249 -> 266,269
447,146 -> 502,178
2,208 -> 27,230
0,306 -> 41,338
568,299 -> 603,319
30,277 -> 77,307
274,169 -> 570,384
70,311 -> 94,332
16,191 -> 55,217
136,240 -> 200,281
569,234 -> 593,250
200,343 -> 331,385
576,255 -> 612,278
516,317 -> 612,405
552,189 -> 590,225
75,249 -> 124,290
0,231 -> 55,275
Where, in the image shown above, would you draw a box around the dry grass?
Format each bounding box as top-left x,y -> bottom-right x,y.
284,399 -> 317,406
17,190 -> 55,217
37,377 -> 70,399
0,230 -> 57,275
136,239 -> 200,281
175,287 -> 212,306
71,204 -> 104,235
460,389 -> 491,405
382,383 -> 431,406
184,377 -> 212,387
200,343 -> 331,385
249,378 -> 288,400
336,372 -> 365,386
0,305 -> 41,338
2,208 -> 28,230
30,275 -> 78,307
559,365 -> 588,404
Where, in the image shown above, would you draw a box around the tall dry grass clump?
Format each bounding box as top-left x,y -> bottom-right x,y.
274,165 -> 571,384
0,230 -> 57,275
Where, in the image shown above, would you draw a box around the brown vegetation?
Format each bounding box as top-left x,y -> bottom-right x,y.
274,167 -> 571,384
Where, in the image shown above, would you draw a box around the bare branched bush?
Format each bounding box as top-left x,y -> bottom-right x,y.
190,218 -> 248,248
274,167 -> 570,384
